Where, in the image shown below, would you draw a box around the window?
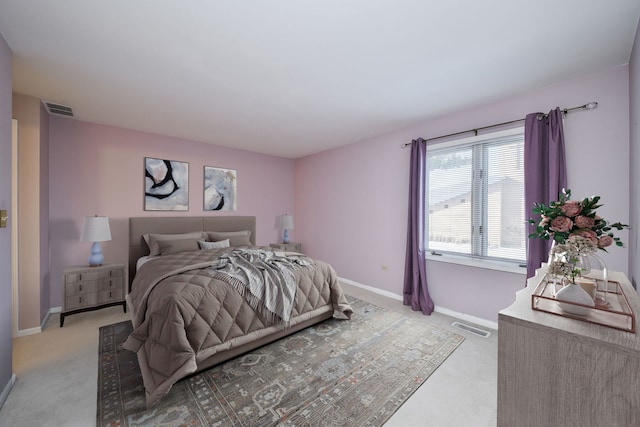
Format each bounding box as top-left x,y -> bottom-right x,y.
426,128 -> 526,263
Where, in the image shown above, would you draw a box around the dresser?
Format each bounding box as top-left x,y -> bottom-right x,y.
497,266 -> 640,426
270,242 -> 302,252
60,263 -> 127,327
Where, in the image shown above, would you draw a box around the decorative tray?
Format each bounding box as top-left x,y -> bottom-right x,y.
531,274 -> 635,333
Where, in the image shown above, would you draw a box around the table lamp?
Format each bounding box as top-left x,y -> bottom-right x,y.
80,215 -> 111,266
279,214 -> 294,244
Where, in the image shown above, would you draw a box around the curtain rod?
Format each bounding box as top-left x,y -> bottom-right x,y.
401,101 -> 598,147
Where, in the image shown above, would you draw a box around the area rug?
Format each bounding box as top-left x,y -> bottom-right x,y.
97,297 -> 464,426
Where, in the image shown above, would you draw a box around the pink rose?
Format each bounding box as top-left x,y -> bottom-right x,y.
574,215 -> 595,229
598,235 -> 613,248
573,229 -> 598,245
550,216 -> 573,233
561,200 -> 582,217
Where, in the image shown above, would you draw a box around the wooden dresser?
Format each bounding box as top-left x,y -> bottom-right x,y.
497,267 -> 640,426
60,263 -> 127,327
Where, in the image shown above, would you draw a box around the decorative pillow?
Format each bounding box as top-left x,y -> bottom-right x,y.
198,239 -> 230,250
143,231 -> 207,256
206,230 -> 252,247
157,238 -> 201,255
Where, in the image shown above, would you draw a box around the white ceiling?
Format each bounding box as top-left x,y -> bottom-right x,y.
1,1 -> 639,159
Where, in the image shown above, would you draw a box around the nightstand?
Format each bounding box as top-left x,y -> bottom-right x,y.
60,263 -> 127,327
270,242 -> 302,252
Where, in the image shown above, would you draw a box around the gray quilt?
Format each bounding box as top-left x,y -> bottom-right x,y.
123,247 -> 353,407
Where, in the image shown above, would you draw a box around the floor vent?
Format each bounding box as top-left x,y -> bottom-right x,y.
43,101 -> 74,117
451,321 -> 491,338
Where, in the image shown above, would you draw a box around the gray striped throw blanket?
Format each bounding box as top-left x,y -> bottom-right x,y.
209,248 -> 313,323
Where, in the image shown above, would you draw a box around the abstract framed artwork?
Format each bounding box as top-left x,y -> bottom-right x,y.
204,166 -> 237,211
144,157 -> 189,211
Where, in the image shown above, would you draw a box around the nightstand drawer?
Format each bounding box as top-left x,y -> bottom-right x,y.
98,268 -> 123,279
98,288 -> 123,304
65,292 -> 98,310
270,242 -> 302,252
99,277 -> 122,291
65,281 -> 98,296
65,270 -> 99,283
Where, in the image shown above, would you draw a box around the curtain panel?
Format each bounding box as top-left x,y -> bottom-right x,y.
403,138 -> 434,315
524,108 -> 567,278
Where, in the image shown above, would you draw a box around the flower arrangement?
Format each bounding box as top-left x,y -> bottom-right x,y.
528,189 -> 628,251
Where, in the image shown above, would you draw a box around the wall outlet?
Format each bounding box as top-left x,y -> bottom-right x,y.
0,210 -> 6,228
381,265 -> 388,271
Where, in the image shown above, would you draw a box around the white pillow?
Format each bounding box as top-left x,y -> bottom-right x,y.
198,239 -> 230,249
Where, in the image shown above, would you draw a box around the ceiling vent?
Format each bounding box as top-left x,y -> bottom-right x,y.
43,101 -> 74,117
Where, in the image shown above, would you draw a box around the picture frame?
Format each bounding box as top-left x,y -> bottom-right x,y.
144,157 -> 189,211
204,166 -> 237,211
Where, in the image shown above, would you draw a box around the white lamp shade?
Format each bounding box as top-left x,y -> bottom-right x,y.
80,216 -> 112,242
279,214 -> 294,230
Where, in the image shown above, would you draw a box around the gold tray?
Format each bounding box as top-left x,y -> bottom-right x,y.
531,275 -> 635,333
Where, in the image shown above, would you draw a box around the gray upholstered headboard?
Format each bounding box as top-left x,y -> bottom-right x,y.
128,216 -> 256,288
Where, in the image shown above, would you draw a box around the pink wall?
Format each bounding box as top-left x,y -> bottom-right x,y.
0,31 -> 13,396
296,66 -> 631,323
49,118 -> 296,307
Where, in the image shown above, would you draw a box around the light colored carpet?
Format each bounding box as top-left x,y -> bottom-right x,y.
0,282 -> 498,426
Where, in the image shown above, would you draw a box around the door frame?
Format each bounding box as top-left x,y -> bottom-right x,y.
11,118 -> 18,337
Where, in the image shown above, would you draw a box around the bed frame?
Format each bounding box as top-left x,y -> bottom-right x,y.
128,215 -> 257,290
127,215 -> 335,399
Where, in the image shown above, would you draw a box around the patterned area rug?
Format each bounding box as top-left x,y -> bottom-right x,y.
97,298 -> 464,426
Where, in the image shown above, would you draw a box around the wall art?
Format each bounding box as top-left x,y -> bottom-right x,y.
144,157 -> 189,210
204,166 -> 237,211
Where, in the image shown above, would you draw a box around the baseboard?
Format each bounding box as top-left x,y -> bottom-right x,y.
338,277 -> 403,302
41,306 -> 61,330
15,326 -> 40,337
15,306 -> 62,338
0,374 -> 16,410
338,276 -> 498,330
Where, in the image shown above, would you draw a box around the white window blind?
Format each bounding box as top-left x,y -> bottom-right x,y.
426,129 -> 526,263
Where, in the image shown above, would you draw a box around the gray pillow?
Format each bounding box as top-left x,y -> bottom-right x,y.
143,231 -> 207,256
157,238 -> 201,255
207,230 -> 252,247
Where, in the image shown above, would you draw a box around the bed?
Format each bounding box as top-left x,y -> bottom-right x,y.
122,216 -> 353,407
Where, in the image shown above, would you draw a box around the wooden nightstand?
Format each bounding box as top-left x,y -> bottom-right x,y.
270,242 -> 302,252
60,263 -> 127,327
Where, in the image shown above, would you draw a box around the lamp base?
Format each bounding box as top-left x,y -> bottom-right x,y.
88,242 -> 104,267
282,229 -> 290,244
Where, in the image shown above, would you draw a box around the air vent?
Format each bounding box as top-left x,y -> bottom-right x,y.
43,101 -> 74,117
451,321 -> 491,338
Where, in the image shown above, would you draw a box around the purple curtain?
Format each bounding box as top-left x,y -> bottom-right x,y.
525,108 -> 567,278
403,138 -> 434,315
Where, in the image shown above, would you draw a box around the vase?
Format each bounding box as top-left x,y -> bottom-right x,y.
555,282 -> 595,316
